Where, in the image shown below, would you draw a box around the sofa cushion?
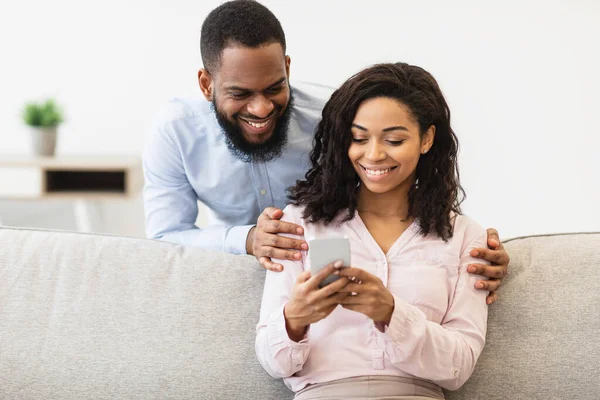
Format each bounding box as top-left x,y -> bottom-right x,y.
446,232 -> 600,400
2,227 -> 598,399
0,227 -> 292,399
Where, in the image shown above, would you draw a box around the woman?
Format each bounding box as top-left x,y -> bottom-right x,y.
255,63 -> 489,400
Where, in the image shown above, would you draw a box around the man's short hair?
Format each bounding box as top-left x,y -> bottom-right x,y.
200,0 -> 287,72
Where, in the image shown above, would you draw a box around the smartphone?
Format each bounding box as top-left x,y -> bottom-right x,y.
308,237 -> 351,287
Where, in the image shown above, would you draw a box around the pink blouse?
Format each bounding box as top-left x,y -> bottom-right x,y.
255,205 -> 489,392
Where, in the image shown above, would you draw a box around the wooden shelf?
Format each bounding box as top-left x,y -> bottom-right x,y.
0,155 -> 143,200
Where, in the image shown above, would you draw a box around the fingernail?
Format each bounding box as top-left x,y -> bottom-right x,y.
334,260 -> 343,268
476,282 -> 484,289
487,298 -> 493,305
468,266 -> 476,273
277,265 -> 283,272
296,228 -> 303,234
294,253 -> 301,260
471,250 -> 479,257
333,270 -> 340,275
491,240 -> 499,247
300,243 -> 308,250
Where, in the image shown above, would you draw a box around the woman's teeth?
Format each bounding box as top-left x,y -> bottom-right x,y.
365,167 -> 394,176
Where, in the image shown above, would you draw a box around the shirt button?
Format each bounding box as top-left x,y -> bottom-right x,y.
453,369 -> 459,377
260,189 -> 267,196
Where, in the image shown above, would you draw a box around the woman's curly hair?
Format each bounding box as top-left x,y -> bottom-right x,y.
288,62 -> 465,240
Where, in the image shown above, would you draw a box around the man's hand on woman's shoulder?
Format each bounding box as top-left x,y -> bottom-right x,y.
468,228 -> 510,305
247,207 -> 308,272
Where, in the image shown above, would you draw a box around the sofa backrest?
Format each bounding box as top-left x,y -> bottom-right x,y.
447,232 -> 600,400
1,227 -> 598,399
0,227 -> 292,399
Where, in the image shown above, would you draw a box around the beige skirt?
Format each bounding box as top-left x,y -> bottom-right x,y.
294,375 -> 445,400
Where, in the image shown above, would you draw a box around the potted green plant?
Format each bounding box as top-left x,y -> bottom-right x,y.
22,99 -> 64,156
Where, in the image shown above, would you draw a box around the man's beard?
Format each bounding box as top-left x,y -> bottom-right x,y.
213,91 -> 294,163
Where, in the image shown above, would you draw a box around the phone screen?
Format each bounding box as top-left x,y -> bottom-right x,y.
308,237 -> 351,287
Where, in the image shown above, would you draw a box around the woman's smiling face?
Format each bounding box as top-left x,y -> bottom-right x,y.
348,96 -> 435,195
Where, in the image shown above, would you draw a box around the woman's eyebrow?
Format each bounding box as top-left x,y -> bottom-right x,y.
351,123 -> 409,132
382,125 -> 409,132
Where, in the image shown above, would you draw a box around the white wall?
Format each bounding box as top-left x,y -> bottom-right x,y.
1,0 -> 598,239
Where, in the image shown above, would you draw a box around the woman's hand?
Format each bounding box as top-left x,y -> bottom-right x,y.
284,262 -> 350,341
337,267 -> 395,325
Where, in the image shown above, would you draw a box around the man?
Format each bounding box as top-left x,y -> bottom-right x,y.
143,0 -> 508,304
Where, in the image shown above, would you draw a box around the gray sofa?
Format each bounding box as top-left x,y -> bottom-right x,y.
0,226 -> 598,399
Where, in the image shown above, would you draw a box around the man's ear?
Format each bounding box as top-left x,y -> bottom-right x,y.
198,68 -> 213,101
285,55 -> 291,79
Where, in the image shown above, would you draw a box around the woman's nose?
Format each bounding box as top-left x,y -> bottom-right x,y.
365,142 -> 385,161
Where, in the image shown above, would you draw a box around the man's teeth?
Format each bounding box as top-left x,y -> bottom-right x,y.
246,120 -> 269,128
365,167 -> 393,176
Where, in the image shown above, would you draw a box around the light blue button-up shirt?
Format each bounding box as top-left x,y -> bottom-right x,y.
143,82 -> 332,255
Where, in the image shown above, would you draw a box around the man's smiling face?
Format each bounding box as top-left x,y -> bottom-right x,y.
201,42 -> 292,162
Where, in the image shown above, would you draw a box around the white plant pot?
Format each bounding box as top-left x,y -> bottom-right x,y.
30,126 -> 58,156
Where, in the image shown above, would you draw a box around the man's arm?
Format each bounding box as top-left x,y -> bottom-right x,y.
143,121 -> 253,255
